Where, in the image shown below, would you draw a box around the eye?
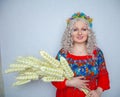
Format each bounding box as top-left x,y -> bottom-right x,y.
81,28 -> 87,31
73,28 -> 78,31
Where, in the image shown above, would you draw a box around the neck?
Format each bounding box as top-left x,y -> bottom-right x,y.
70,43 -> 88,56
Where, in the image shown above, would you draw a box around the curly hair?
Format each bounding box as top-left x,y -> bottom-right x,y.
61,18 -> 97,55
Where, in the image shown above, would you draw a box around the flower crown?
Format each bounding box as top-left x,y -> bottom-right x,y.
67,12 -> 93,28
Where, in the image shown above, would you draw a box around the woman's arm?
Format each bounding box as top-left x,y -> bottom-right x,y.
97,48 -> 110,91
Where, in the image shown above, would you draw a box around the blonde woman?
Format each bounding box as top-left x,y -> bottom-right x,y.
52,12 -> 110,97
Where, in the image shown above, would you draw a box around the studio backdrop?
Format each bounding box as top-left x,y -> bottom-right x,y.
0,0 -> 120,97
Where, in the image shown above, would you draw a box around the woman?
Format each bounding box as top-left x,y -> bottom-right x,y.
52,12 -> 110,97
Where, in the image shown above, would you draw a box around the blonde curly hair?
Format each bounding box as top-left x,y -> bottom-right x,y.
61,18 -> 97,55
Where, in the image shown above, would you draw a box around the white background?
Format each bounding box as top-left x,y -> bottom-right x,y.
0,0 -> 120,97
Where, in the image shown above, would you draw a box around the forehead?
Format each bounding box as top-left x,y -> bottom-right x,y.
74,20 -> 88,27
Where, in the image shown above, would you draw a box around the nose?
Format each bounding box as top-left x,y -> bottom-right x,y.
78,30 -> 82,35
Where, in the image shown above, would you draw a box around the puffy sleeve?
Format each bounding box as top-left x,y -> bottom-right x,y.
51,49 -> 67,89
96,48 -> 110,91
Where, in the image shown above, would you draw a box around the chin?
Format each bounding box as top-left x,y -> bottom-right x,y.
75,39 -> 87,43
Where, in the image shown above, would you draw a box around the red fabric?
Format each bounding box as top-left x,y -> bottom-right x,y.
52,48 -> 110,97
52,79 -> 67,89
97,64 -> 110,91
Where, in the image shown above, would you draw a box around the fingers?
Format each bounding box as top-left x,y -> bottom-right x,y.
78,86 -> 90,96
80,84 -> 89,88
71,76 -> 90,90
81,79 -> 90,87
77,82 -> 88,88
85,92 -> 92,97
76,76 -> 85,79
76,76 -> 89,82
79,85 -> 91,92
83,80 -> 90,83
86,91 -> 93,97
82,85 -> 91,91
75,76 -> 90,88
86,90 -> 99,97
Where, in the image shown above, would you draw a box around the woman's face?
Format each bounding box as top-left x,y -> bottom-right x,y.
71,21 -> 89,44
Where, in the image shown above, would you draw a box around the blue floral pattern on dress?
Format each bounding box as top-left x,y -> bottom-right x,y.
69,61 -> 99,77
56,48 -> 106,78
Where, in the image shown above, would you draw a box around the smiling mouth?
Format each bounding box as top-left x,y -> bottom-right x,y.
77,36 -> 84,40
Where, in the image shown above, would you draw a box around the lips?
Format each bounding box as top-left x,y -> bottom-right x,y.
77,35 -> 84,40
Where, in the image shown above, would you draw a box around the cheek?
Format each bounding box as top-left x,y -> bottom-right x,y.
71,33 -> 76,39
84,34 -> 88,40
84,36 -> 88,41
85,33 -> 88,37
84,33 -> 88,38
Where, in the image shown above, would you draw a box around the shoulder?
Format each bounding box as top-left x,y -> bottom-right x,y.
93,46 -> 104,57
57,48 -> 67,54
56,48 -> 68,58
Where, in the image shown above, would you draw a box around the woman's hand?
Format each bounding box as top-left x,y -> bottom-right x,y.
85,87 -> 103,97
66,76 -> 89,90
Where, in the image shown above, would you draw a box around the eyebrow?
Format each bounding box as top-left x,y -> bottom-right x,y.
73,26 -> 88,29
